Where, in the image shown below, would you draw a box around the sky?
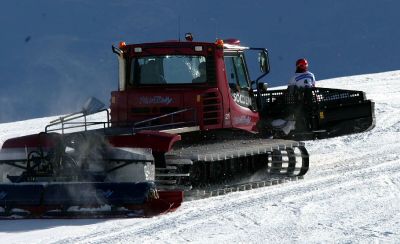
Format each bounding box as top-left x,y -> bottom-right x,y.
0,0 -> 399,122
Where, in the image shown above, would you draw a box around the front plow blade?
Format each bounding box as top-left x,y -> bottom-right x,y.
0,182 -> 183,219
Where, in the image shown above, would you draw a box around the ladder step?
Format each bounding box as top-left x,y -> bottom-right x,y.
155,179 -> 177,184
156,166 -> 177,171
157,173 -> 190,177
165,159 -> 193,165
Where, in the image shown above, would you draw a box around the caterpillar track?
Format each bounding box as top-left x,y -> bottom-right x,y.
184,175 -> 305,201
156,138 -> 309,195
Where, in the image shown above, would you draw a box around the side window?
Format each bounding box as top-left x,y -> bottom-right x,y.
224,54 -> 253,108
225,57 -> 237,90
224,55 -> 250,91
233,56 -> 249,89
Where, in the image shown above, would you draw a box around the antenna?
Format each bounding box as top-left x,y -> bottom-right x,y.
210,17 -> 218,40
178,16 -> 181,41
215,19 -> 218,40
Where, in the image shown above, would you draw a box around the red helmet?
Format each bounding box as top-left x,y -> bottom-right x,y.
296,58 -> 308,71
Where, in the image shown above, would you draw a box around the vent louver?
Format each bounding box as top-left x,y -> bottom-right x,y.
201,91 -> 222,126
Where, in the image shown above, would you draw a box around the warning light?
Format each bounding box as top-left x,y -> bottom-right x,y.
119,41 -> 127,49
215,39 -> 224,48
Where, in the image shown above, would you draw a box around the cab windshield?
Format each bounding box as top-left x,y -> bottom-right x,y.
128,55 -> 207,86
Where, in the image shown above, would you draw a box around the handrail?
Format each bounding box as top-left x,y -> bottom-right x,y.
133,108 -> 195,127
44,107 -> 197,135
45,109 -> 110,134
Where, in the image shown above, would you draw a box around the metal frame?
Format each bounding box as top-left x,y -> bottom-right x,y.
45,109 -> 111,134
44,107 -> 197,136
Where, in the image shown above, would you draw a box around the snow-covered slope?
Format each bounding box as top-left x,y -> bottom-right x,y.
0,71 -> 399,243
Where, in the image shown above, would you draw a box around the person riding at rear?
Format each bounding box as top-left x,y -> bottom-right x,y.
286,58 -> 315,132
288,58 -> 315,89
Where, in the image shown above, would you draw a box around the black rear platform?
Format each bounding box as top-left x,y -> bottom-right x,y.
259,87 -> 375,140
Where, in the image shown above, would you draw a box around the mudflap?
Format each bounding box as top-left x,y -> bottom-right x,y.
146,190 -> 184,216
0,182 -> 183,219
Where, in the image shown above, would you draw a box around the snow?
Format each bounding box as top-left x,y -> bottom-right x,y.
0,70 -> 400,243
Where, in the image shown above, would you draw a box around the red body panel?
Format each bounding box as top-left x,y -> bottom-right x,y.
110,41 -> 260,135
1,133 -> 58,149
108,130 -> 181,153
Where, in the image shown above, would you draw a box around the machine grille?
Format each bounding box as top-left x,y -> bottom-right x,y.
201,91 -> 222,126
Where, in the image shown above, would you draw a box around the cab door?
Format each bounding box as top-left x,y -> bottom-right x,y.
224,53 -> 259,131
225,54 -> 252,107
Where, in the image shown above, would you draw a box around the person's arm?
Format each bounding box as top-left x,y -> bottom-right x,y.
311,73 -> 316,87
288,76 -> 296,92
288,75 -> 296,86
288,75 -> 297,94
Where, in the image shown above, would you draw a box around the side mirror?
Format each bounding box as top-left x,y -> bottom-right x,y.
259,50 -> 270,74
112,45 -> 123,55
